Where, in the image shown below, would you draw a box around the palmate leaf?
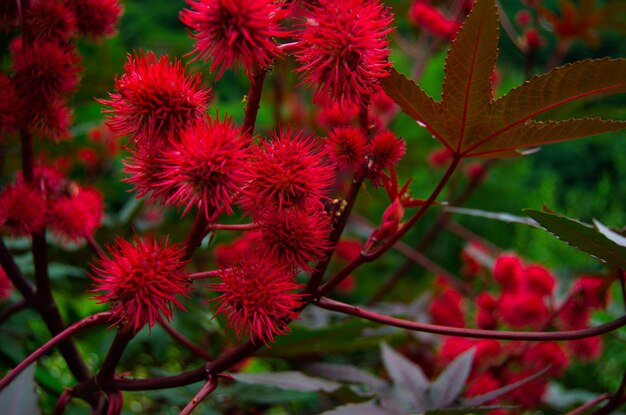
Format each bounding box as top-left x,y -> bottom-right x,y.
383,0 -> 626,158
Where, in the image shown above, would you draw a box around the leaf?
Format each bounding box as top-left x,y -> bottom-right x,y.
429,348 -> 475,408
593,219 -> 626,248
383,0 -> 626,158
444,207 -> 540,227
380,343 -> 428,412
0,364 -> 41,415
320,401 -> 391,415
462,367 -> 549,406
234,371 -> 342,393
424,405 -> 516,414
306,363 -> 387,391
525,210 -> 626,270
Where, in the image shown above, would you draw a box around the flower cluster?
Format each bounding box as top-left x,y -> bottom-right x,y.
0,165 -> 102,242
409,0 -> 461,41
429,251 -> 611,409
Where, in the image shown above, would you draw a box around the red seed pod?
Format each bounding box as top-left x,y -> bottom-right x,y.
48,186 -> 103,243
71,0 -> 122,39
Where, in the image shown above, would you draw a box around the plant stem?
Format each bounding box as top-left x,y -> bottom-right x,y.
158,319 -> 212,361
565,393 -> 610,415
85,234 -> 105,258
183,211 -> 209,259
315,297 -> 626,341
179,376 -> 218,415
591,370 -> 626,415
318,157 -> 460,297
188,270 -> 223,280
618,268 -> 626,312
242,67 -> 267,136
0,312 -> 112,391
0,239 -> 36,302
53,388 -> 74,415
95,324 -> 135,390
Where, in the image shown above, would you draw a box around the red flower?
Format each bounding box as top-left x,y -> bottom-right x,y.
71,0 -> 123,39
90,234 -> 190,332
315,100 -> 359,129
49,186 -> 103,243
101,51 -> 210,150
524,264 -> 555,297
504,370 -> 547,407
212,249 -> 304,344
440,337 -> 502,368
428,147 -> 454,168
523,342 -> 569,376
181,0 -> 287,77
325,126 -> 367,171
366,199 -> 404,249
571,276 -> 608,309
11,40 -> 80,117
476,292 -> 498,330
241,130 -> 334,215
124,151 -> 175,203
159,115 -> 249,219
295,0 -> 393,108
367,130 -> 406,184
31,98 -> 73,141
0,180 -> 48,236
429,281 -> 465,328
254,207 -> 332,270
24,0 -> 77,42
215,233 -> 254,268
409,1 -> 460,41
567,336 -> 602,360
493,254 -> 523,293
499,291 -> 548,329
465,372 -> 501,400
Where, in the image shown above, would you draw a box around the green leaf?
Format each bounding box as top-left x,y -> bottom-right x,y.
525,210 -> 626,269
235,371 -> 342,393
429,348 -> 475,408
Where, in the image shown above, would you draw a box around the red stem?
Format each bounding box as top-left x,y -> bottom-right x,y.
318,157 -> 460,297
566,393 -> 610,415
179,376 -> 218,415
242,68 -> 267,136
95,324 -> 135,391
53,389 -> 74,415
0,312 -> 112,391
188,269 -> 223,280
207,223 -> 259,231
315,297 -> 626,341
158,319 -> 212,361
183,211 -> 209,259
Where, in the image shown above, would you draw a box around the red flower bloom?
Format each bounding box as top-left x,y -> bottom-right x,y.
523,342 -> 569,376
476,292 -> 498,330
159,115 -> 249,219
367,130 -> 406,183
254,207 -> 332,270
31,98 -> 73,141
11,40 -> 80,116
440,337 -> 502,368
499,291 -> 548,329
571,276 -> 608,309
212,249 -> 304,344
101,51 -> 210,150
90,234 -> 190,332
504,370 -> 547,407
465,372 -> 501,400
181,0 -> 287,77
295,0 -> 393,108
429,281 -> 465,328
409,1 -> 460,41
24,0 -> 77,42
493,254 -> 523,293
215,233 -> 254,268
0,180 -> 48,236
71,0 -> 122,39
428,147 -> 454,168
315,100 -> 359,129
325,126 -> 367,171
567,336 -> 602,360
49,186 -> 103,243
524,264 -> 555,297
124,151 -> 175,203
241,130 -> 334,215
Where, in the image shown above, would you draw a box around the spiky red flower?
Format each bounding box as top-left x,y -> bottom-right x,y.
429,282 -> 466,328
100,51 -> 210,150
325,126 -> 367,170
0,267 -> 12,300
90,234 -> 190,332
71,0 -> 122,39
295,0 -> 393,108
49,186 -> 103,243
32,98 -> 73,141
11,40 -> 80,112
367,130 -> 406,184
124,151 -> 175,203
159,115 -> 249,218
241,130 -> 334,215
499,291 -> 548,329
24,0 -> 77,42
212,249 -> 304,344
409,1 -> 460,41
0,180 -> 48,236
524,264 -> 555,297
493,254 -> 523,293
181,0 -> 287,77
254,208 -> 331,270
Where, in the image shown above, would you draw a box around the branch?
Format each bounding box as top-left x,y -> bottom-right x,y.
0,238 -> 36,303
179,375 -> 218,415
0,312 -> 112,391
206,223 -> 259,231
318,157 -> 460,297
183,211 -> 210,259
242,67 -> 267,136
315,297 -> 626,341
188,270 -> 223,280
565,393 -> 610,415
95,324 -> 135,390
